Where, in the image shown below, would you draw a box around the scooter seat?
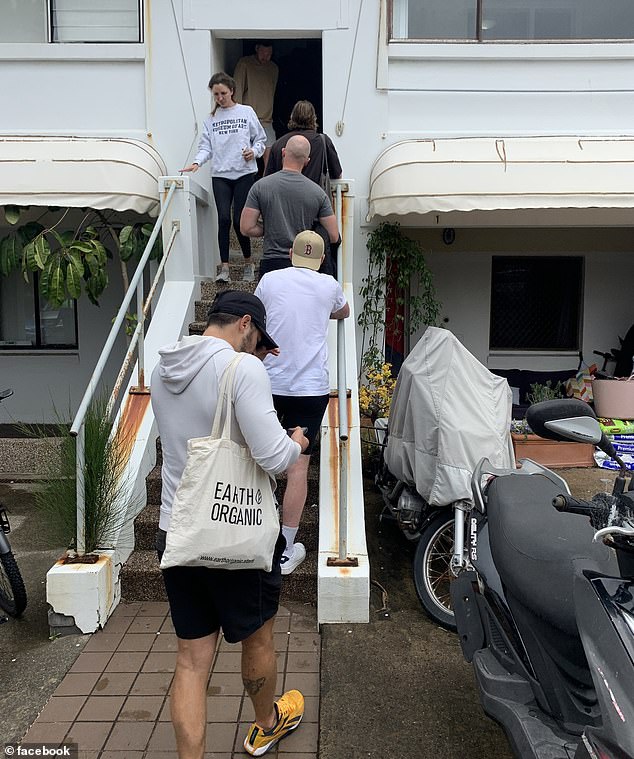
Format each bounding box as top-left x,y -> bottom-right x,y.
486,472 -> 617,635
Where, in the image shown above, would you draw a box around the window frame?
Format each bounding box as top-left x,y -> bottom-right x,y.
488,255 -> 584,354
387,0 -> 634,43
0,273 -> 79,352
47,0 -> 144,44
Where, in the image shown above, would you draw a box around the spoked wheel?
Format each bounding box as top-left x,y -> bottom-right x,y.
0,550 -> 27,617
413,512 -> 456,631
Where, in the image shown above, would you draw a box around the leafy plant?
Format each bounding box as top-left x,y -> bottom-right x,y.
23,394 -> 135,555
0,206 -> 161,309
358,222 -> 441,375
526,380 -> 565,405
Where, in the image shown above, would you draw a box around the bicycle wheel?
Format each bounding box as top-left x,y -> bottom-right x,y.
0,550 -> 27,617
412,512 -> 456,632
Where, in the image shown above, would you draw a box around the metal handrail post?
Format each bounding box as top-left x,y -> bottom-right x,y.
71,179 -> 177,554
76,425 -> 86,555
136,276 -> 145,390
336,183 -> 349,561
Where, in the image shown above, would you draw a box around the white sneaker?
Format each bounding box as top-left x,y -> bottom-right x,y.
243,262 -> 255,282
280,542 -> 306,575
215,268 -> 230,283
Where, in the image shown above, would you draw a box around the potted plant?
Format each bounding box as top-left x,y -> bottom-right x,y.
511,381 -> 595,468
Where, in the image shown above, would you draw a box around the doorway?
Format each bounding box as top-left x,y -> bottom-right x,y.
228,38 -> 323,139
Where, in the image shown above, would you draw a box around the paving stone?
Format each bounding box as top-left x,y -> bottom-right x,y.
53,672 -> 101,697
204,722 -> 239,753
117,633 -> 157,652
83,632 -> 125,653
286,651 -> 320,673
119,695 -> 164,722
278,720 -> 319,753
151,633 -> 178,652
284,672 -> 320,697
21,721 -> 71,744
70,653 -> 113,673
127,616 -> 165,634
64,721 -> 112,751
105,653 -> 148,673
38,696 -> 87,722
130,672 -> 173,696
103,721 -> 154,751
76,695 -> 125,721
141,652 -> 176,673
92,673 -> 137,696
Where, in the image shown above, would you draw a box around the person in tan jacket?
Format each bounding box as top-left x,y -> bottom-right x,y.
234,41 -> 278,168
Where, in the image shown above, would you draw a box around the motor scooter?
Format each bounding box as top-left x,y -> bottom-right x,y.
374,327 -> 514,631
451,398 -> 634,758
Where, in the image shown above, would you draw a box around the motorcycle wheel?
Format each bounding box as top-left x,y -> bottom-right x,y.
412,512 -> 456,632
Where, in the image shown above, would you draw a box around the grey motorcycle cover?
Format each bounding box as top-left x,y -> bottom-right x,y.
384,327 -> 514,506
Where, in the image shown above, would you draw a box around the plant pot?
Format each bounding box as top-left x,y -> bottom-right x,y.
511,433 -> 595,469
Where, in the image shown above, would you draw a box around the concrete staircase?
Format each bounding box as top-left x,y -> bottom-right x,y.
120,246 -> 321,605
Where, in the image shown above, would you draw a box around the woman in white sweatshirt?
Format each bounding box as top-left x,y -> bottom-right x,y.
182,72 -> 266,283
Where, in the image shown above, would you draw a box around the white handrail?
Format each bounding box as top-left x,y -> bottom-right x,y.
335,182 -> 350,561
70,178 -> 179,555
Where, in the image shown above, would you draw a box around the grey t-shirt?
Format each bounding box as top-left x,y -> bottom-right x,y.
244,170 -> 334,259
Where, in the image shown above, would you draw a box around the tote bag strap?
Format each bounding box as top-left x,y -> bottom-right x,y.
211,353 -> 245,440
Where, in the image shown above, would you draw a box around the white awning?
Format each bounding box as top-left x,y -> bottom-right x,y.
0,136 -> 167,216
368,136 -> 634,225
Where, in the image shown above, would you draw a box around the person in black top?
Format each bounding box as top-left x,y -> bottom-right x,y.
264,101 -> 342,277
264,100 -> 342,184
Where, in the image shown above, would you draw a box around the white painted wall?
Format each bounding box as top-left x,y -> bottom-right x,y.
411,227 -> 634,371
2,0 -> 634,420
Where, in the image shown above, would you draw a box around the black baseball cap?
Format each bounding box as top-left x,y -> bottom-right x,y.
207,290 -> 278,350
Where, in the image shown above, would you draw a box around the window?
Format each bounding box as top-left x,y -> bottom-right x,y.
50,0 -> 142,42
0,1 -> 142,43
391,0 -> 634,41
0,271 -> 78,350
489,257 -> 582,352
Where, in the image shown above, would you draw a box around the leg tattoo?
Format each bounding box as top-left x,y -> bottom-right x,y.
243,676 -> 266,696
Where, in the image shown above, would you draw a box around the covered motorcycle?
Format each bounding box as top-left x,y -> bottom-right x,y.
377,326 -> 513,628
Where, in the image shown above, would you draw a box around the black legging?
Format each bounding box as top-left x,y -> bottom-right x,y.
211,173 -> 256,263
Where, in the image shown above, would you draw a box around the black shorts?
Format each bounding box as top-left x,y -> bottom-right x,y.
156,529 -> 285,643
273,394 -> 330,456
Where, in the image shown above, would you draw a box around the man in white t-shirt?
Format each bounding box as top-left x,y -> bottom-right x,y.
255,230 -> 350,574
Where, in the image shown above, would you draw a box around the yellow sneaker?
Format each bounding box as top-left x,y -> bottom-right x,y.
243,689 -> 304,756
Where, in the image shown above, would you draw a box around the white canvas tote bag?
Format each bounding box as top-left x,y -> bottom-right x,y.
160,353 -> 280,571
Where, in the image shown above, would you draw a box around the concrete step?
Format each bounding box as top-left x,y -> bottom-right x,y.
120,547 -> 317,606
200,278 -> 257,302
191,279 -> 258,335
229,228 -> 263,255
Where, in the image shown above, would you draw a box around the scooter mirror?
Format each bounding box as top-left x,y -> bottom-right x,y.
526,399 -> 601,445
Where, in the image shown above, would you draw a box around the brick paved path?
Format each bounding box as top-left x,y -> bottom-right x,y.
21,602 -> 319,758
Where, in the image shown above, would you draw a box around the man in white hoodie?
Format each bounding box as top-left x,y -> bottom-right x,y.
151,291 -> 308,758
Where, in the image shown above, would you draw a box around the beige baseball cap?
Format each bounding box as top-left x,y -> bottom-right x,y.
291,230 -> 324,271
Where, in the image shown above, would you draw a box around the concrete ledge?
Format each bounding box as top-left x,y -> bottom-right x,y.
317,421 -> 370,625
0,437 -> 63,478
47,549 -> 120,634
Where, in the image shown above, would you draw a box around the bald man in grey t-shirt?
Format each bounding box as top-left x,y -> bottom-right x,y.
240,135 -> 340,278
